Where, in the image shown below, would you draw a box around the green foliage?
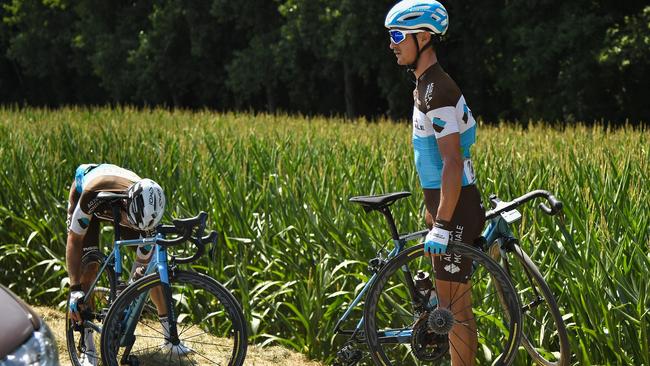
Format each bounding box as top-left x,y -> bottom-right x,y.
0,108 -> 648,365
1,0 -> 647,122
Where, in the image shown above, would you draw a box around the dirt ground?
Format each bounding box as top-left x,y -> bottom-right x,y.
33,306 -> 324,366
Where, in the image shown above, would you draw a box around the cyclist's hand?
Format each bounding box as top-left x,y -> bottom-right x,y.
69,290 -> 85,323
424,223 -> 450,256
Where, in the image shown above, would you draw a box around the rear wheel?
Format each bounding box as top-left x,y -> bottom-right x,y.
66,250 -> 116,366
100,270 -> 248,366
491,242 -> 570,366
364,243 -> 522,366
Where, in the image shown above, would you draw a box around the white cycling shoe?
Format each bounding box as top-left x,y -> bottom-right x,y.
78,329 -> 98,366
159,316 -> 193,356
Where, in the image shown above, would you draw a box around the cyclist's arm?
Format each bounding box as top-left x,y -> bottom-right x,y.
437,133 -> 462,222
66,187 -> 93,287
426,104 -> 462,222
66,232 -> 85,287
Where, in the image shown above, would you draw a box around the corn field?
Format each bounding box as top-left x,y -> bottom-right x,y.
0,107 -> 648,365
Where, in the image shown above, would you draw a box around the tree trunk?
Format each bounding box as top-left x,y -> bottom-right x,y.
265,81 -> 276,113
343,61 -> 356,119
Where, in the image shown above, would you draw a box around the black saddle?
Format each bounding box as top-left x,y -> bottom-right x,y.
349,191 -> 411,212
96,191 -> 128,203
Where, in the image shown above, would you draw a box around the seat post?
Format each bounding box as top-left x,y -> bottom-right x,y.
111,202 -> 122,243
379,207 -> 400,241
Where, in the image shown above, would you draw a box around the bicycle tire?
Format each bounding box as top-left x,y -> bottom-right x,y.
492,243 -> 570,366
364,242 -> 522,366
66,249 -> 116,366
100,270 -> 247,366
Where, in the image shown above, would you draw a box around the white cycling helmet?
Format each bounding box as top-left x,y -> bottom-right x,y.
126,179 -> 165,231
385,0 -> 449,35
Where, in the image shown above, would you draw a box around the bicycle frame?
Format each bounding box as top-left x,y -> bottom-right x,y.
483,216 -> 516,249
81,232 -> 172,334
333,228 -> 428,342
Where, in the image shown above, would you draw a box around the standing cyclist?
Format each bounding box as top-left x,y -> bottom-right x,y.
66,163 -> 190,365
385,1 -> 486,365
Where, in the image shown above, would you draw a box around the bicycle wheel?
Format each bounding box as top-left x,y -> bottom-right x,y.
364,243 -> 522,366
66,249 -> 116,366
490,243 -> 570,366
100,270 -> 247,366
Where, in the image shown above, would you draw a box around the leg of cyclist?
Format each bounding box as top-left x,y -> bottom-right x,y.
122,228 -> 191,355
425,186 -> 486,366
77,218 -> 101,366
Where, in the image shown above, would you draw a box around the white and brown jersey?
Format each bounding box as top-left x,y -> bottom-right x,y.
67,164 -> 140,235
412,63 -> 477,189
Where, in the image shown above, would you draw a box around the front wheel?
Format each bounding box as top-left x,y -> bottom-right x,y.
100,270 -> 248,366
364,243 -> 522,366
492,243 -> 570,366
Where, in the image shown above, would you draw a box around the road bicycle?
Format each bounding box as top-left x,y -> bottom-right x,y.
333,191 -> 523,366
65,192 -> 247,366
483,190 -> 570,366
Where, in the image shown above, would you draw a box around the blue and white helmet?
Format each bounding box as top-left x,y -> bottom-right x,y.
384,0 -> 449,36
126,179 -> 165,231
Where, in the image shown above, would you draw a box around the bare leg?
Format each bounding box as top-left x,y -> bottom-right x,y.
435,274 -> 477,366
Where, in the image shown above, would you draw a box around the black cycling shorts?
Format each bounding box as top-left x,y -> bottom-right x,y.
424,184 -> 486,284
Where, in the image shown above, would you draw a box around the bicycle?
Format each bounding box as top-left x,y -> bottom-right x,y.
65,192 -> 248,366
333,191 -> 523,366
482,190 -> 570,366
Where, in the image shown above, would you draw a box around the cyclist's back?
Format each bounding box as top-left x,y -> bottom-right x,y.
68,163 -> 142,235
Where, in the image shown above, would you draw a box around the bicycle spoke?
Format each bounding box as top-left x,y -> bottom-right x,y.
139,318 -> 166,338
183,351 -> 198,366
179,323 -> 198,337
191,347 -> 221,365
180,331 -> 210,341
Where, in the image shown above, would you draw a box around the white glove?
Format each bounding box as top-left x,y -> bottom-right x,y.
424,224 -> 450,255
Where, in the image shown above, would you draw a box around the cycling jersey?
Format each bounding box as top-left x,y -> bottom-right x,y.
412,63 -> 477,189
68,164 -> 141,235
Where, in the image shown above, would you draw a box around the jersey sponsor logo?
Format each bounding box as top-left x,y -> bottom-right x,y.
463,159 -> 476,184
424,82 -> 434,109
444,263 -> 461,274
86,196 -> 102,213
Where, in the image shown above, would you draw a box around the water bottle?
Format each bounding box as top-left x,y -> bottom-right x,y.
414,271 -> 438,309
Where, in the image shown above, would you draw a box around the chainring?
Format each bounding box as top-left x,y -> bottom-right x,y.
411,315 -> 449,361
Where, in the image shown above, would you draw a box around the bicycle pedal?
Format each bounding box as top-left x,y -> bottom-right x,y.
336,345 -> 363,365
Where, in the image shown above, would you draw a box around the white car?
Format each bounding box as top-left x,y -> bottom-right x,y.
0,285 -> 59,365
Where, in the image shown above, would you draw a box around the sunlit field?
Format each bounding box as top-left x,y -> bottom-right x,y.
0,108 -> 647,365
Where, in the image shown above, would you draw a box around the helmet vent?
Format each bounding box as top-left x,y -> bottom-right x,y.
399,12 -> 423,22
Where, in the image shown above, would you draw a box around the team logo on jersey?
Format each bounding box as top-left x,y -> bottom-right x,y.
432,117 -> 446,133
462,104 -> 472,124
77,217 -> 90,230
424,82 -> 434,109
444,263 -> 460,274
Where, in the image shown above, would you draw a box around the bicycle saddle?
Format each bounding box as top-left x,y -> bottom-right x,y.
96,191 -> 128,202
349,191 -> 411,212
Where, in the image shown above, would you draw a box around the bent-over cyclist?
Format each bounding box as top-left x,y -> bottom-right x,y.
65,163 -> 190,365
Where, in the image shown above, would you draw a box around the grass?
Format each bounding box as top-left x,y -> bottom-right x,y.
33,306 -> 322,366
0,107 -> 648,365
